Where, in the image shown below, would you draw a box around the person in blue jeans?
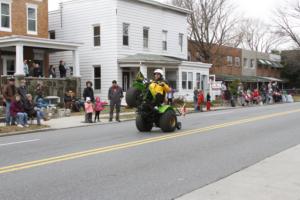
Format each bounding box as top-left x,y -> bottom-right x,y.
24,94 -> 46,125
35,98 -> 48,123
2,77 -> 16,126
10,95 -> 29,128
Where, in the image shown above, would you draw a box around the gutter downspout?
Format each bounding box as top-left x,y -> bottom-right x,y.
59,2 -> 63,28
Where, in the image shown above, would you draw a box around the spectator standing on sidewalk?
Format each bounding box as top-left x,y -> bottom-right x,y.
17,79 -> 28,105
3,77 -> 16,126
94,96 -> 107,122
206,92 -> 211,111
84,97 -> 94,123
193,87 -> 198,111
108,80 -> 123,122
197,90 -> 204,112
83,81 -> 94,122
83,81 -> 95,102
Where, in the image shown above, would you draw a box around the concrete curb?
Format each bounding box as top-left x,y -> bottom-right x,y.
0,103 -> 296,137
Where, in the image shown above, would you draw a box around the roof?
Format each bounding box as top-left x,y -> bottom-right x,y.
257,59 -> 284,68
135,0 -> 191,14
54,0 -> 191,15
118,53 -> 182,65
0,35 -> 82,51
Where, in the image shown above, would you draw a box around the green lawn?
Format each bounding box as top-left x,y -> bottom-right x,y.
294,96 -> 300,102
0,125 -> 48,135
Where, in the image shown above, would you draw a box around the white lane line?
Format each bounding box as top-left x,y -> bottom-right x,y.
0,139 -> 41,147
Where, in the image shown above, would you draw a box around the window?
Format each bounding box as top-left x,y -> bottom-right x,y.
235,57 -> 240,67
0,2 -> 11,30
123,23 -> 129,46
49,30 -> 55,39
27,5 -> 37,34
201,75 -> 206,90
162,30 -> 168,51
143,27 -> 149,49
179,33 -> 183,52
166,71 -> 177,90
196,52 -> 201,61
243,58 -> 248,67
196,73 -> 201,89
188,72 -> 193,90
94,66 -> 101,90
250,59 -> 255,68
227,56 -> 233,65
93,25 -> 101,47
188,51 -> 192,61
182,72 -> 187,89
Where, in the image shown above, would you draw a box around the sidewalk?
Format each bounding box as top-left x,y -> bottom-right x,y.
176,144 -> 300,200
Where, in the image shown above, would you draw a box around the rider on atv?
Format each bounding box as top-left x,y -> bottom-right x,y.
149,69 -> 171,106
125,69 -> 181,132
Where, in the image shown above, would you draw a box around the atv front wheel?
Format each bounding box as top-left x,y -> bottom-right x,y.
136,114 -> 153,132
159,110 -> 177,132
126,87 -> 142,108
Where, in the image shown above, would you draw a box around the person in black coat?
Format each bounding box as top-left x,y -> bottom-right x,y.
59,60 -> 66,78
83,81 -> 95,102
33,63 -> 42,77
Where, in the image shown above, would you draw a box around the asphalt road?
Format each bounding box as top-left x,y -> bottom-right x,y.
0,103 -> 300,200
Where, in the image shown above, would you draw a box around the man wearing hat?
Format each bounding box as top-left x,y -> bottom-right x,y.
3,77 -> 16,126
108,80 -> 123,122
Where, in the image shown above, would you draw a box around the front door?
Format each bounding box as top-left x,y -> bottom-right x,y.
2,56 -> 15,75
122,72 -> 130,92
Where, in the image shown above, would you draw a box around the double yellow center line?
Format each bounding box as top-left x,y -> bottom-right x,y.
1,109 -> 299,175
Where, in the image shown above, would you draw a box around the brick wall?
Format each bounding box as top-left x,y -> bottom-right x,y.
188,40 -> 242,76
257,66 -> 281,78
0,0 -> 48,38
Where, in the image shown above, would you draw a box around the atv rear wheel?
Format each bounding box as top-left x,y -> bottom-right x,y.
136,114 -> 153,132
126,87 -> 142,108
159,110 -> 177,132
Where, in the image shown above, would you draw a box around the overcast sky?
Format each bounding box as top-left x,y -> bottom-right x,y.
48,0 -> 295,21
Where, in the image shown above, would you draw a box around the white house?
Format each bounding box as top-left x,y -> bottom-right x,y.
49,0 -> 211,101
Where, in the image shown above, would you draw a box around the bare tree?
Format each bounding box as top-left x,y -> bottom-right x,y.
172,0 -> 241,63
274,0 -> 300,48
240,19 -> 283,53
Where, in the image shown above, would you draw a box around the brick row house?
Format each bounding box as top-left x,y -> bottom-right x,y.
188,40 -> 283,86
0,0 -> 81,78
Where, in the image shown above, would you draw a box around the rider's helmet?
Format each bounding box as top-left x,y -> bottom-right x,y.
154,69 -> 164,78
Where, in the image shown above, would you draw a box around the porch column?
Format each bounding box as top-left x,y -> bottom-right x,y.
162,67 -> 166,77
15,44 -> 24,76
72,50 -> 81,77
140,64 -> 147,78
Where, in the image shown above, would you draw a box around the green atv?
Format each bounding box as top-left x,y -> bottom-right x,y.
126,72 -> 182,133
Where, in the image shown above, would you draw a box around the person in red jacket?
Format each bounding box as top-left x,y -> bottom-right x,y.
10,95 -> 29,128
252,89 -> 260,104
94,96 -> 107,123
197,90 -> 204,112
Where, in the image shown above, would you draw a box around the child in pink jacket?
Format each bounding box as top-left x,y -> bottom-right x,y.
84,97 -> 94,123
94,96 -> 107,122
